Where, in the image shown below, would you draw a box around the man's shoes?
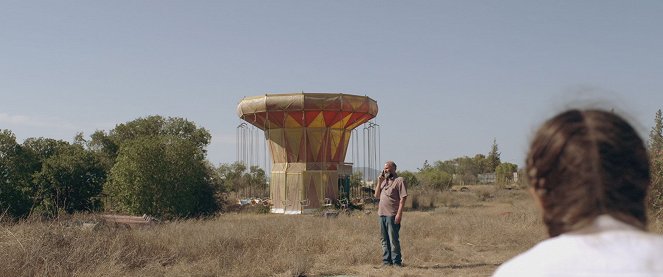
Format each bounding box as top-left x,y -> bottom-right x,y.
375,263 -> 403,269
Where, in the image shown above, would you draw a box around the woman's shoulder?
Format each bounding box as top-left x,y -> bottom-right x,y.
493,237 -> 569,275
493,230 -> 663,276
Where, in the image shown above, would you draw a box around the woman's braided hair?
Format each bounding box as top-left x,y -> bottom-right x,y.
526,109 -> 650,237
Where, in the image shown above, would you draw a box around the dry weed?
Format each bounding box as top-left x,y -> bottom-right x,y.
1,188 -> 661,277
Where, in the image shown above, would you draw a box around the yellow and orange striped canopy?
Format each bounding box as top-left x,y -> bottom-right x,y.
237,93 -> 378,164
237,93 -> 378,130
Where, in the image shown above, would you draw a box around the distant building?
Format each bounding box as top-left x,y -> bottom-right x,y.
478,172 -> 496,184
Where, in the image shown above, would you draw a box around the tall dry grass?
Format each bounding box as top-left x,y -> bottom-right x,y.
2,187 -> 661,277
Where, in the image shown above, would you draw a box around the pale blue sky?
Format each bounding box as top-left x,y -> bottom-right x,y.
2,1 -> 663,171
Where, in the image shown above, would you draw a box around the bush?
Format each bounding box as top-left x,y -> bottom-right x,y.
254,204 -> 271,214
411,194 -> 420,210
0,130 -> 32,218
106,137 -> 217,219
31,145 -> 106,217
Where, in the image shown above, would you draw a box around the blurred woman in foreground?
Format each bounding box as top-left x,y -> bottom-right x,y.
493,109 -> 663,276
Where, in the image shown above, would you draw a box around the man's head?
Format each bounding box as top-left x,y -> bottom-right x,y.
384,161 -> 397,175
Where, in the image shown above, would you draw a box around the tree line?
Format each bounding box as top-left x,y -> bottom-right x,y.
0,115 -> 266,220
386,138 -> 519,191
3,110 -> 663,219
649,109 -> 663,216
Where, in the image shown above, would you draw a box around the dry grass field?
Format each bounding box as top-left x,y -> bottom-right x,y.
2,186 -> 662,277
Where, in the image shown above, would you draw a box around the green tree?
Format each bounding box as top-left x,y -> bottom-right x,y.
417,166 -> 452,190
397,170 -> 420,187
1,135 -> 107,218
451,156 -> 483,184
487,138 -> 501,172
245,165 -> 268,197
433,160 -> 456,175
215,162 -> 269,197
650,149 -> 663,217
495,162 -> 518,186
88,115 -> 212,173
216,162 -> 248,192
650,109 -> 663,152
89,115 -> 218,218
472,154 -> 489,174
111,115 -> 211,150
0,130 -> 32,218
106,137 -> 216,218
22,137 -> 69,171
649,109 -> 663,217
31,144 -> 106,216
418,160 -> 432,171
88,130 -> 118,172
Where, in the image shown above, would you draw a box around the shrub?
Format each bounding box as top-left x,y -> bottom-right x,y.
106,137 -> 216,219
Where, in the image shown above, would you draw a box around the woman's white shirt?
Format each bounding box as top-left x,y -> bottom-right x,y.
493,215 -> 663,277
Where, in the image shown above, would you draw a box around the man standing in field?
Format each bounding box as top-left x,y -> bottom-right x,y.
374,160 -> 408,267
